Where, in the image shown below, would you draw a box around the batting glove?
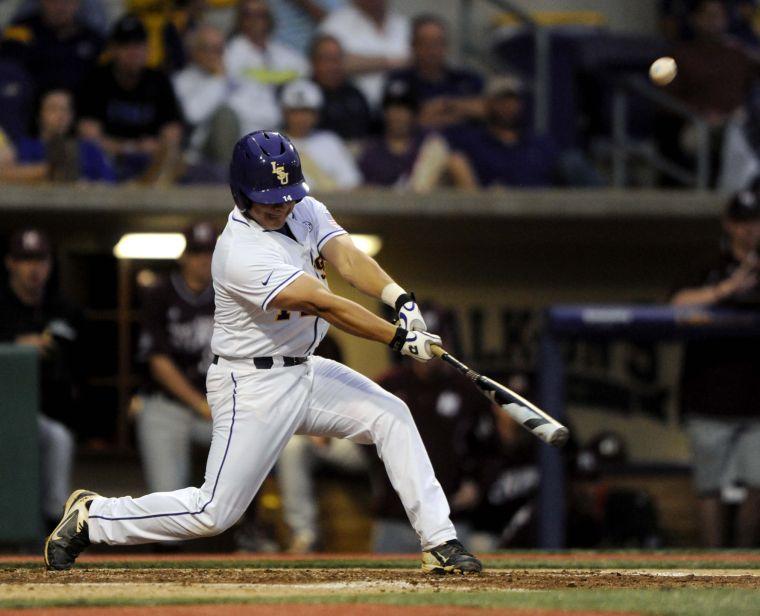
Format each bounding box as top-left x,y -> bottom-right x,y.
395,292 -> 427,331
389,326 -> 441,362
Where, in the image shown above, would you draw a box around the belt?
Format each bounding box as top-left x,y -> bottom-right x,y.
212,355 -> 307,369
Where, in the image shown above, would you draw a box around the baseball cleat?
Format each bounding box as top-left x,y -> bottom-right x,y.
421,539 -> 483,574
44,489 -> 99,571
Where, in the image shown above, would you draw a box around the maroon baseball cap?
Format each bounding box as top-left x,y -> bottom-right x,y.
7,228 -> 52,259
183,221 -> 218,253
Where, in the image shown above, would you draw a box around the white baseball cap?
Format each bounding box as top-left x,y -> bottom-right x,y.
281,79 -> 324,110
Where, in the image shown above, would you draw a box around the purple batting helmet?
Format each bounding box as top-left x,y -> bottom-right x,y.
229,130 -> 309,211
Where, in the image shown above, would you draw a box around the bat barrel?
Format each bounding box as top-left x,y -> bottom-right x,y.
431,344 -> 570,448
542,424 -> 570,447
501,401 -> 569,447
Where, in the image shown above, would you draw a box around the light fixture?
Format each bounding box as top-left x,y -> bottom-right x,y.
351,234 -> 382,257
113,233 -> 186,260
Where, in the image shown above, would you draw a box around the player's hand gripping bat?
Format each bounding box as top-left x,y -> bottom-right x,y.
431,345 -> 569,447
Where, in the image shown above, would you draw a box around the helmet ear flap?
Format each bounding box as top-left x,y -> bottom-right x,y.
232,188 -> 253,212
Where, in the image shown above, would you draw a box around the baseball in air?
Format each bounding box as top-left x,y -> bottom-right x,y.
649,56 -> 677,86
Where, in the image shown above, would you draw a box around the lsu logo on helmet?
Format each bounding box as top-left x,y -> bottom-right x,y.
271,162 -> 289,185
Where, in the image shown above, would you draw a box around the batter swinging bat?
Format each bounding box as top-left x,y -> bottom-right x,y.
431,345 -> 569,447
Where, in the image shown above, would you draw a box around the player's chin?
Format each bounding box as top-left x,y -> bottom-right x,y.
257,212 -> 283,227
264,218 -> 287,230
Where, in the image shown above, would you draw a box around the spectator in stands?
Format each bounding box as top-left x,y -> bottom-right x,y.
0,58 -> 35,144
173,24 -> 240,173
271,0 -> 346,54
0,0 -> 103,93
319,0 -> 410,107
310,34 -> 373,141
281,79 -> 361,192
224,0 -> 308,134
445,76 -> 602,188
12,0 -> 112,37
135,221 -> 217,495
276,335 -> 368,553
672,0 -> 760,111
661,0 -> 760,48
77,15 -> 184,183
672,190 -> 760,547
0,89 -> 115,184
718,92 -> 760,192
0,228 -> 82,531
0,128 -> 14,166
124,0 -> 191,72
368,305 -> 495,552
664,0 -> 758,171
386,15 -> 485,129
359,81 -> 476,191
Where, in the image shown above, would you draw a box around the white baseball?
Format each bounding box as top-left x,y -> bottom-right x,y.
649,56 -> 677,86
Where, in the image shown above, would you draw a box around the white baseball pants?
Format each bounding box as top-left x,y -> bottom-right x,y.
88,356 -> 457,550
277,435 -> 368,542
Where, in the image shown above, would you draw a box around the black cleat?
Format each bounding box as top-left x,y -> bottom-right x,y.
44,489 -> 99,571
421,539 -> 483,574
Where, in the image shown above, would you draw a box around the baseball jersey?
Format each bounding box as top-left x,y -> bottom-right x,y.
677,250 -> 760,418
0,283 -> 83,428
211,197 -> 346,359
137,271 -> 215,393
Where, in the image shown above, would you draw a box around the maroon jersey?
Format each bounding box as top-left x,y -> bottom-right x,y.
676,251 -> 760,418
137,272 -> 214,395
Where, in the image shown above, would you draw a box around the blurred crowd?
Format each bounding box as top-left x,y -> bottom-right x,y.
2,0 -> 712,191
2,1 -> 760,189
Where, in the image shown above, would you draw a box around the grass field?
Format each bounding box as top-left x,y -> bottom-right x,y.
1,551 -> 758,615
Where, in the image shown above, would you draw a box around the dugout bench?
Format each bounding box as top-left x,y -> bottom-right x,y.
537,305 -> 760,548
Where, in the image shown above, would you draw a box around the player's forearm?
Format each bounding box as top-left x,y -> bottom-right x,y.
149,355 -> 209,416
339,251 -> 394,298
340,255 -> 415,318
280,289 -> 396,344
671,284 -> 727,306
322,235 -> 395,300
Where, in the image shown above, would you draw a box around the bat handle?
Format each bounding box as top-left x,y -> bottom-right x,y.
430,344 -> 447,358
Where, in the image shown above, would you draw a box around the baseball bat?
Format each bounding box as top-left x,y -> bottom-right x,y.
431,345 -> 569,447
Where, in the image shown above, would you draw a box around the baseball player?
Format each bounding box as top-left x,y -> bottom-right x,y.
44,130 -> 482,574
134,222 -> 217,495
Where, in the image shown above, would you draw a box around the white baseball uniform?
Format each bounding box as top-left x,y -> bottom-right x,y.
87,198 -> 457,550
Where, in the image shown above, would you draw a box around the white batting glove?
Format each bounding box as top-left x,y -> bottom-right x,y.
396,292 -> 427,331
389,326 -> 441,362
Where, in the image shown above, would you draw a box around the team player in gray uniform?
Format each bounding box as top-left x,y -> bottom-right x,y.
135,222 -> 217,494
44,130 -> 482,574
